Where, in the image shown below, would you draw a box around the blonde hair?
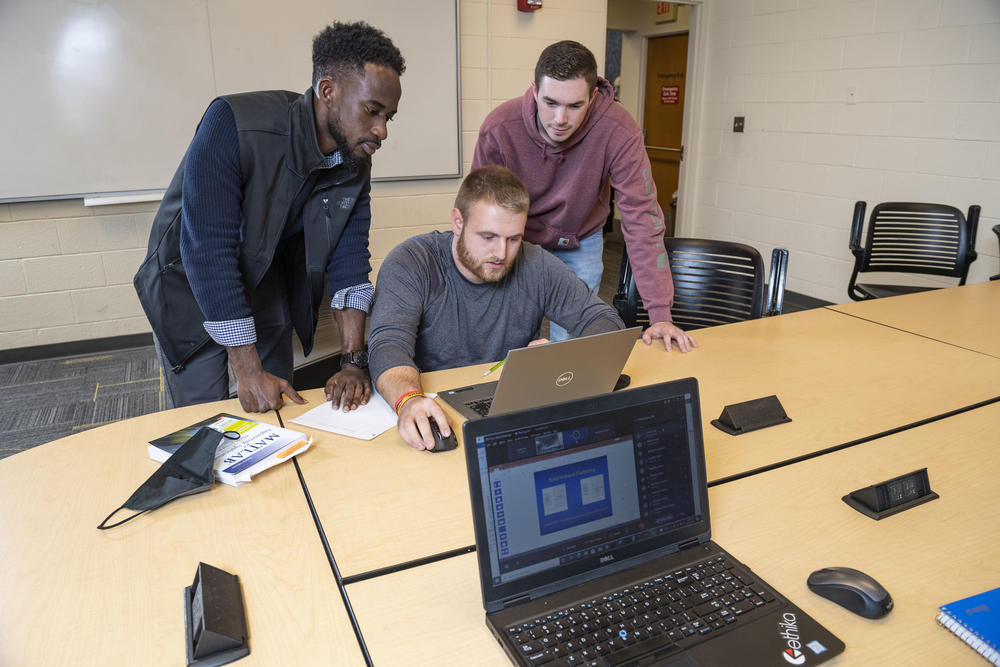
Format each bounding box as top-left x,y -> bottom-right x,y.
454,166 -> 529,219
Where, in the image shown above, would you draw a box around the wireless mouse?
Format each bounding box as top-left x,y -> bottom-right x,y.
427,417 -> 457,452
807,566 -> 893,619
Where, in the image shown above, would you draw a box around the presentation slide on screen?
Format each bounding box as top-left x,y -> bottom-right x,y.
489,439 -> 639,558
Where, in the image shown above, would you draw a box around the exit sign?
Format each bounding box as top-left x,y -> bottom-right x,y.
661,85 -> 679,104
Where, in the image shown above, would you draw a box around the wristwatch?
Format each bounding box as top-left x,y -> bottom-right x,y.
340,349 -> 369,370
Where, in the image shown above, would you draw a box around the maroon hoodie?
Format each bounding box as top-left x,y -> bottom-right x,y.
472,77 -> 674,323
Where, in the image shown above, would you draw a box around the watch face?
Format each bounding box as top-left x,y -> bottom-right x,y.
343,350 -> 368,369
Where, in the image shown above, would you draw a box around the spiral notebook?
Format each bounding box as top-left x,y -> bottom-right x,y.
937,586 -> 1000,665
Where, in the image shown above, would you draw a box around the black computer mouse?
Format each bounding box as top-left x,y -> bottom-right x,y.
807,566 -> 893,618
426,417 -> 457,452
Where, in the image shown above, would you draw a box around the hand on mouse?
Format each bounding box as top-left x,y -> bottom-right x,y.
397,395 -> 453,451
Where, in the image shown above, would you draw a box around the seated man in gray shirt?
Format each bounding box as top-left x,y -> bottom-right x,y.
368,165 -> 625,450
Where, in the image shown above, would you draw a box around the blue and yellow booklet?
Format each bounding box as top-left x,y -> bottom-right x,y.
148,413 -> 311,487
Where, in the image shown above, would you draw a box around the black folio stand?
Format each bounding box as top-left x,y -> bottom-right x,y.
184,562 -> 250,666
711,395 -> 791,435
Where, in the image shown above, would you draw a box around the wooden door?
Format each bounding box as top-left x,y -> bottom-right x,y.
642,33 -> 688,237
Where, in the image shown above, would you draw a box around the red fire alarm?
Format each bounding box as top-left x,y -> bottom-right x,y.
518,0 -> 542,11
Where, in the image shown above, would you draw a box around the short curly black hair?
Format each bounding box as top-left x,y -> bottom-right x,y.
312,21 -> 405,85
534,40 -> 597,92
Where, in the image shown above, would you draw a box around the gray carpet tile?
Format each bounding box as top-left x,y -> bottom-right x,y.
0,346 -> 164,460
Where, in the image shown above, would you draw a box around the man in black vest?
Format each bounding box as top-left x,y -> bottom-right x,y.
135,22 -> 404,413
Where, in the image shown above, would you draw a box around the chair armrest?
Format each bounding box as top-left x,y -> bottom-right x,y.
848,201 -> 866,258
766,248 -> 789,316
966,205 -> 981,264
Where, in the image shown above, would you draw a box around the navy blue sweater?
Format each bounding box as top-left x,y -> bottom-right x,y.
179,99 -> 372,345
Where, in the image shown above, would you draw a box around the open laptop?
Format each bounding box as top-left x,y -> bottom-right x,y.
440,327 -> 641,420
463,378 -> 845,667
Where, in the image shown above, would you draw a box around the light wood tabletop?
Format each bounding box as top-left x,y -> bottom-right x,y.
621,307 -> 1000,482
346,402 -> 1000,666
826,281 -> 1000,358
288,308 -> 1000,579
0,400 -> 363,666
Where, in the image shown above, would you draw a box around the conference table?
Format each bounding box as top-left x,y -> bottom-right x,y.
3,283 -> 998,666
826,280 -> 1000,359
0,401 -> 362,667
345,401 -> 1000,666
285,306 -> 1000,580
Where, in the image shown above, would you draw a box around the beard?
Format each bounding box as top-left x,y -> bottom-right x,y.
456,227 -> 516,283
326,119 -> 364,172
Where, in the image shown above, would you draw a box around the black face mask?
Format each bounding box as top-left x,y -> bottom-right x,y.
98,426 -> 221,530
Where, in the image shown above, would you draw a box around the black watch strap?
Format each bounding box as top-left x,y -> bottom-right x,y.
340,349 -> 369,370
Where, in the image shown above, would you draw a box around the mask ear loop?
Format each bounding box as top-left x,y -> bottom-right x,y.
97,505 -> 149,530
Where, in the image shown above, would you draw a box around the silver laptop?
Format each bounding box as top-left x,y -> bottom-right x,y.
439,327 -> 641,420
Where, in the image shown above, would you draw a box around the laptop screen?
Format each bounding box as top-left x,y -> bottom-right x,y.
464,378 -> 710,609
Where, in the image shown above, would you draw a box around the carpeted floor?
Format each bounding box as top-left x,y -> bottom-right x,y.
0,347 -> 164,460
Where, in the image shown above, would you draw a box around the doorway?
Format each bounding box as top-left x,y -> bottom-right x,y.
642,33 -> 689,238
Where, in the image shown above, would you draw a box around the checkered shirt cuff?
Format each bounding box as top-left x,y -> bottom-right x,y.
204,317 -> 257,347
331,282 -> 374,313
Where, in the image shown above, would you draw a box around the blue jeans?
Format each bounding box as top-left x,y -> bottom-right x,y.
548,232 -> 605,342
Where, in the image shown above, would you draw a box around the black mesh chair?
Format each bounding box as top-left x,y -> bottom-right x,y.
847,201 -> 980,300
613,238 -> 788,331
991,224 -> 1000,281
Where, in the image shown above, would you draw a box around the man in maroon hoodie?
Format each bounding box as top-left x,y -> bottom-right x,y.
472,40 -> 695,353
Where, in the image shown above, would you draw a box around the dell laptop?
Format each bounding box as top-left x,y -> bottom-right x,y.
463,378 -> 845,666
440,327 -> 641,420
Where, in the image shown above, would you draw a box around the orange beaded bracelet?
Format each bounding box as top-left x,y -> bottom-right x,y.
394,390 -> 425,414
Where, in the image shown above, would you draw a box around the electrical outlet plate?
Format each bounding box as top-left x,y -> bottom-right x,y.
733,116 -> 745,133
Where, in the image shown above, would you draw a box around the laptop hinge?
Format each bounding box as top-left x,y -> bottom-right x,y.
678,537 -> 700,551
502,594 -> 532,609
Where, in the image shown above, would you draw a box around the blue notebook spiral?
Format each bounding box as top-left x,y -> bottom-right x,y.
937,586 -> 1000,665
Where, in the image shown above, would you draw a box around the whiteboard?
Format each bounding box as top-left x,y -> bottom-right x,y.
0,0 -> 460,202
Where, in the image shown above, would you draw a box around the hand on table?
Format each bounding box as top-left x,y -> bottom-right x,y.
236,368 -> 305,412
325,365 -> 372,412
642,321 -> 697,353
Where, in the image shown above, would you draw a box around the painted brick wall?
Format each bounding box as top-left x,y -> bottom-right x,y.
694,0 -> 1000,304
0,0 -> 609,351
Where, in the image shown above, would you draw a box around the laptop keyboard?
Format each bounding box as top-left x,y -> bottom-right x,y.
504,553 -> 778,667
466,397 -> 493,417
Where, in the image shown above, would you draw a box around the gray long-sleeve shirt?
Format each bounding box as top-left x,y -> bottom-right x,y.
368,230 -> 624,385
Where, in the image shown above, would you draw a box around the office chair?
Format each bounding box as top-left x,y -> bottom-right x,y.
613,238 -> 789,331
847,201 -> 980,301
991,225 -> 999,281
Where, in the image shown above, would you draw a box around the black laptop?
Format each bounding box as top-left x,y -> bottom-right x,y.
463,378 -> 845,666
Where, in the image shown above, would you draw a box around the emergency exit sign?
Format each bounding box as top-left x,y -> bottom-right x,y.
661,85 -> 679,104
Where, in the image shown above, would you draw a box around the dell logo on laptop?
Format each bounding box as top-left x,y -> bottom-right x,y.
600,554 -> 614,563
555,371 -> 574,387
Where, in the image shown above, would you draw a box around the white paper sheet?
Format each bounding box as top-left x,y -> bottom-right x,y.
289,391 -> 398,440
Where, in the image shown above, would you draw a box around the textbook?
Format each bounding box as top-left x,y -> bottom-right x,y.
937,586 -> 1000,665
148,413 -> 312,487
